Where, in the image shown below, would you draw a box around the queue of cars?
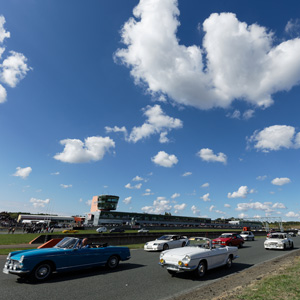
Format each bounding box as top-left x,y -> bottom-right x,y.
2,229 -> 297,282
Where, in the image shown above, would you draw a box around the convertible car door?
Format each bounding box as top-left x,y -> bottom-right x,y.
207,247 -> 227,268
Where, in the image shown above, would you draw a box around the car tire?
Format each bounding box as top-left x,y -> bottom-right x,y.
106,255 -> 120,270
194,260 -> 207,279
30,262 -> 53,282
238,243 -> 243,248
182,242 -> 186,247
290,242 -> 294,249
284,244 -> 287,250
225,256 -> 233,269
167,270 -> 177,276
163,244 -> 169,251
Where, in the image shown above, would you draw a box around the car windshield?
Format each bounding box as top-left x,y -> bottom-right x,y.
241,231 -> 249,235
269,234 -> 285,239
54,237 -> 80,249
188,238 -> 210,248
157,235 -> 172,240
220,234 -> 233,238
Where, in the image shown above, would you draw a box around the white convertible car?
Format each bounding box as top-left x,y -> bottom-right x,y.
264,232 -> 294,250
159,237 -> 238,278
144,235 -> 189,251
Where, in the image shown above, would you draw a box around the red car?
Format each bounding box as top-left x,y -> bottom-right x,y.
212,233 -> 244,248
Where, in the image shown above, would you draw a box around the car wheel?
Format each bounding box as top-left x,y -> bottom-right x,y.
238,243 -> 243,248
225,256 -> 233,269
106,255 -> 120,270
182,242 -> 186,247
31,262 -> 53,282
290,243 -> 294,249
284,244 -> 287,250
194,261 -> 207,278
163,244 -> 169,251
167,270 -> 177,276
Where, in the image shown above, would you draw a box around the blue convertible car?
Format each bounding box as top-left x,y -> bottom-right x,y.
3,237 -> 131,282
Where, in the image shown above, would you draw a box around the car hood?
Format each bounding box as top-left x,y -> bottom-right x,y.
9,248 -> 66,260
213,237 -> 231,242
147,240 -> 168,245
162,246 -> 209,258
264,238 -> 286,243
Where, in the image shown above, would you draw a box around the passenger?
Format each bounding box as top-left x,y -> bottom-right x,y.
81,238 -> 90,248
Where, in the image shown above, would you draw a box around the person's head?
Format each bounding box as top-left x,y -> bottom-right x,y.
82,238 -> 88,246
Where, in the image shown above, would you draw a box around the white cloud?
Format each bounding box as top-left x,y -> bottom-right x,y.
209,205 -> 215,212
171,193 -> 180,199
105,126 -> 127,135
285,211 -> 299,218
0,84 -> 7,103
127,105 -> 182,143
226,109 -> 254,120
141,196 -> 171,214
201,182 -> 209,188
285,19 -> 300,37
51,172 -> 60,176
249,125 -> 300,152
256,175 -> 267,181
151,151 -> 178,167
228,186 -> 249,199
224,204 -> 231,208
271,177 -> 291,186
13,166 -> 32,179
201,193 -> 210,202
123,197 -> 132,204
125,183 -> 142,189
132,175 -> 144,181
0,16 -> 10,43
115,1 -> 300,111
236,201 -> 274,212
30,198 -> 50,208
54,136 -> 115,163
238,213 -> 248,219
197,148 -> 227,164
143,188 -> 154,196
191,205 -> 201,216
182,172 -> 192,177
60,184 -> 72,189
1,51 -> 31,88
272,202 -> 287,209
174,203 -> 186,213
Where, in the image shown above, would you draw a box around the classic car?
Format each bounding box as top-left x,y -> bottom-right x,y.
264,232 -> 294,250
3,237 -> 131,282
62,229 -> 78,233
212,233 -> 244,248
138,228 -> 149,233
109,227 -> 125,233
144,235 -> 189,251
240,231 -> 255,241
96,227 -> 107,233
159,237 -> 238,278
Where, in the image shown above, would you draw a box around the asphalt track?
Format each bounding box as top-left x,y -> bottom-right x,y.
1,237 -> 299,300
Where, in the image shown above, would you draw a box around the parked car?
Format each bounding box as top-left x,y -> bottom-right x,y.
3,237 -> 131,282
264,232 -> 294,250
62,229 -> 78,233
159,237 -> 238,278
288,232 -> 296,237
144,235 -> 189,251
240,231 -> 255,241
96,227 -> 107,233
109,227 -> 125,233
212,233 -> 244,248
138,228 -> 149,233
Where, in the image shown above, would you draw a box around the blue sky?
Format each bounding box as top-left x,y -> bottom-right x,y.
1,0 -> 300,222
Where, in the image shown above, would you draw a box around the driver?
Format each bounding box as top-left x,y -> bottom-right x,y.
80,238 -> 90,248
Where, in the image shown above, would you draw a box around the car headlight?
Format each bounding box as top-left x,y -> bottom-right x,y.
178,255 -> 191,267
160,252 -> 164,259
145,243 -> 148,246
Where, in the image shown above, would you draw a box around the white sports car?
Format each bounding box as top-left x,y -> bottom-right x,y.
240,231 -> 255,241
144,235 -> 189,251
264,232 -> 294,250
159,237 -> 238,278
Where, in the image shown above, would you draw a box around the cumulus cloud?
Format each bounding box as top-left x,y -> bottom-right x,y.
54,136 -> 115,163
227,109 -> 255,120
285,211 -> 299,218
128,105 -> 182,143
256,175 -> 267,181
182,172 -> 192,177
209,205 -> 215,212
224,204 -> 231,208
13,166 -> 32,179
235,201 -> 287,214
197,148 -> 227,164
248,125 -> 300,152
201,193 -> 210,202
132,175 -> 144,181
174,203 -> 186,213
201,182 -> 209,188
125,183 -> 142,189
272,202 -> 287,209
191,205 -> 201,216
228,186 -> 251,199
115,0 -> 300,111
285,19 -> 300,38
141,196 -> 172,214
143,188 -> 154,196
151,151 -> 178,167
123,196 -> 132,204
30,198 -> 50,208
271,177 -> 291,186
171,193 -> 180,199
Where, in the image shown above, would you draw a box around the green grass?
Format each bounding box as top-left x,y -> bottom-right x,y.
236,257 -> 300,300
0,233 -> 41,245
